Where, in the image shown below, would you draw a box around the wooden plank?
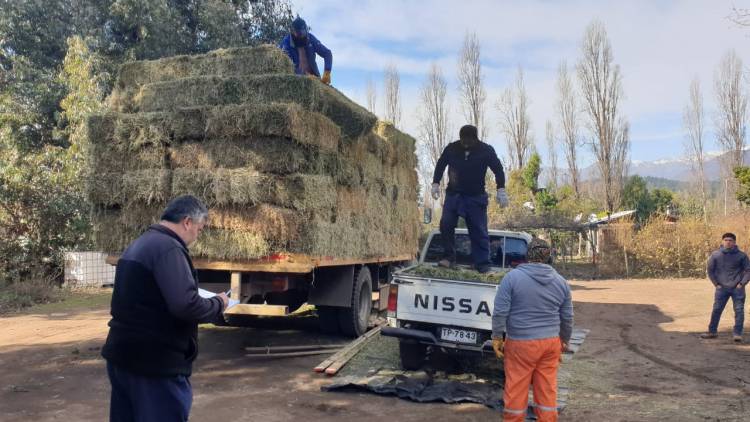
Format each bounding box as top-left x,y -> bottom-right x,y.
230,272 -> 242,302
314,322 -> 385,374
324,325 -> 384,376
245,349 -> 340,358
224,304 -> 288,316
246,344 -> 346,353
106,253 -> 415,273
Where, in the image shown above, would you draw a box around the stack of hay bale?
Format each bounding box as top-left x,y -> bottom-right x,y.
86,45 -> 419,261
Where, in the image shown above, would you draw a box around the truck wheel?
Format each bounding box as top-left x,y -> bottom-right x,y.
399,340 -> 426,370
338,266 -> 372,337
317,306 -> 340,335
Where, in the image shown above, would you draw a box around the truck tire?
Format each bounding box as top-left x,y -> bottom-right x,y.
399,340 -> 427,370
317,306 -> 340,335
338,266 -> 372,337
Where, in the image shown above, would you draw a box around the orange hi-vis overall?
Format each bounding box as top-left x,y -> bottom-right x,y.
502,337 -> 562,422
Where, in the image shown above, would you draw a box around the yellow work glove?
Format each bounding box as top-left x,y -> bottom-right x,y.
492,337 -> 504,359
321,70 -> 331,85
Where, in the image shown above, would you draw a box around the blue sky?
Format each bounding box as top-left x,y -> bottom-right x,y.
290,0 -> 748,168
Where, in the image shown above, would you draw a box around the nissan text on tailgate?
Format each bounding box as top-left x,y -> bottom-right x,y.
382,228 -> 532,369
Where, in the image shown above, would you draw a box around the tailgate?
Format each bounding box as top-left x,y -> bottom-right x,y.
394,276 -> 497,331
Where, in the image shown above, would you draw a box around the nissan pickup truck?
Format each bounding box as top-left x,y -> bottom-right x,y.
381,228 -> 532,369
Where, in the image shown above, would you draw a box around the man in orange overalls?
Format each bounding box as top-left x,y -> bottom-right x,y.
491,238 -> 574,421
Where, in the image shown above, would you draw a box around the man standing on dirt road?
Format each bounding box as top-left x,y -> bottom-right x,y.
491,238 -> 573,422
278,16 -> 333,85
431,124 -> 508,273
701,232 -> 750,343
102,195 -> 228,422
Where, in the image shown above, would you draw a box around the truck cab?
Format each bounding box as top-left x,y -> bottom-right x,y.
382,228 -> 532,369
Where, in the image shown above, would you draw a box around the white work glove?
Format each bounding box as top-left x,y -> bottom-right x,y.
431,183 -> 440,200
496,188 -> 509,208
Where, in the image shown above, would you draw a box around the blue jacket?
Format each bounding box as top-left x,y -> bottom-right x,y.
432,140 -> 505,196
278,33 -> 332,77
492,263 -> 574,342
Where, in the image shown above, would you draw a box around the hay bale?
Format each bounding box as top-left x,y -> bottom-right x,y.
171,170 -> 336,212
86,169 -> 171,206
191,228 -> 270,260
208,205 -> 302,242
169,137 -> 336,174
91,204 -> 165,253
85,114 -> 167,174
114,45 -> 293,89
115,75 -> 376,138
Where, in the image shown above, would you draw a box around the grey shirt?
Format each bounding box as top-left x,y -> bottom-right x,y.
492,263 -> 574,343
707,246 -> 750,288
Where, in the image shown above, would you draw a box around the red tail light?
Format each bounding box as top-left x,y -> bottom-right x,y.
387,284 -> 398,313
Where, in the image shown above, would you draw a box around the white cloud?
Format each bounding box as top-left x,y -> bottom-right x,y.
291,0 -> 749,164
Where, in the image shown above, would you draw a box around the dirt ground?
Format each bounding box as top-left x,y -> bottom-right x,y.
1,279 -> 749,421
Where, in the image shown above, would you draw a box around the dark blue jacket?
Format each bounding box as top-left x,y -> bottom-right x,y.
433,140 -> 506,196
101,225 -> 223,377
278,33 -> 332,77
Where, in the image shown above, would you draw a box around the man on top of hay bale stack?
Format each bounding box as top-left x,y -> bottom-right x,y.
701,232 -> 750,343
431,124 -> 508,273
278,16 -> 333,85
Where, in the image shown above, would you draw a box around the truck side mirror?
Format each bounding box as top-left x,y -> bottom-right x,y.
423,208 -> 433,225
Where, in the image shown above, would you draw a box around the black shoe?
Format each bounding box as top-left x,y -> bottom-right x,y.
475,265 -> 492,274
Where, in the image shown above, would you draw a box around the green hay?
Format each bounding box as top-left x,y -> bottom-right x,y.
403,265 -> 506,284
86,169 -> 171,207
91,205 -> 164,253
207,205 -> 302,240
85,114 -> 167,174
115,45 -> 293,89
169,137 -> 337,174
114,74 -> 376,138
170,170 -> 336,212
191,228 -> 270,260
374,121 -> 418,168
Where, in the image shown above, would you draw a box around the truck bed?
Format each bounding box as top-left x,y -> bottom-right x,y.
107,252 -> 414,273
398,264 -> 506,284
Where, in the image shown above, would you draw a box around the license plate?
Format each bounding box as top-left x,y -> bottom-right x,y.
440,327 -> 477,344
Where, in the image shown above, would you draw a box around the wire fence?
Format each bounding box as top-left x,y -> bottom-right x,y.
63,252 -> 115,287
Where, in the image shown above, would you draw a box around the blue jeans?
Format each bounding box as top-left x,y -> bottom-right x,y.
708,286 -> 745,336
107,361 -> 192,422
439,192 -> 490,268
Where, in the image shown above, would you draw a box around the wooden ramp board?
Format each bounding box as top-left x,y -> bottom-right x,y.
224,304 -> 288,316
314,322 -> 385,375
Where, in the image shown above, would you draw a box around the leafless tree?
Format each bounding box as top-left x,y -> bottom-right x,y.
417,63 -> 452,204
577,21 -> 629,212
366,77 -> 377,114
545,120 -> 558,190
556,60 -> 581,198
729,6 -> 750,27
683,78 -> 708,219
714,49 -> 748,174
457,32 -> 488,139
383,64 -> 401,127
497,66 -> 532,170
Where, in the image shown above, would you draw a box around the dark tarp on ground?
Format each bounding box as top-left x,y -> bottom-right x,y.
323,328 -> 589,418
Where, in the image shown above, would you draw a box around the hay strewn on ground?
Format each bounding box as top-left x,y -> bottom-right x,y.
87,45 -> 419,260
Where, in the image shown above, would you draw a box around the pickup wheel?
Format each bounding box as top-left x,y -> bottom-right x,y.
338,266 -> 372,337
399,340 -> 427,370
317,306 -> 340,335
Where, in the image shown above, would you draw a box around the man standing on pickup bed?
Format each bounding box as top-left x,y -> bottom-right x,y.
102,195 -> 228,422
431,124 -> 508,273
491,238 -> 573,422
